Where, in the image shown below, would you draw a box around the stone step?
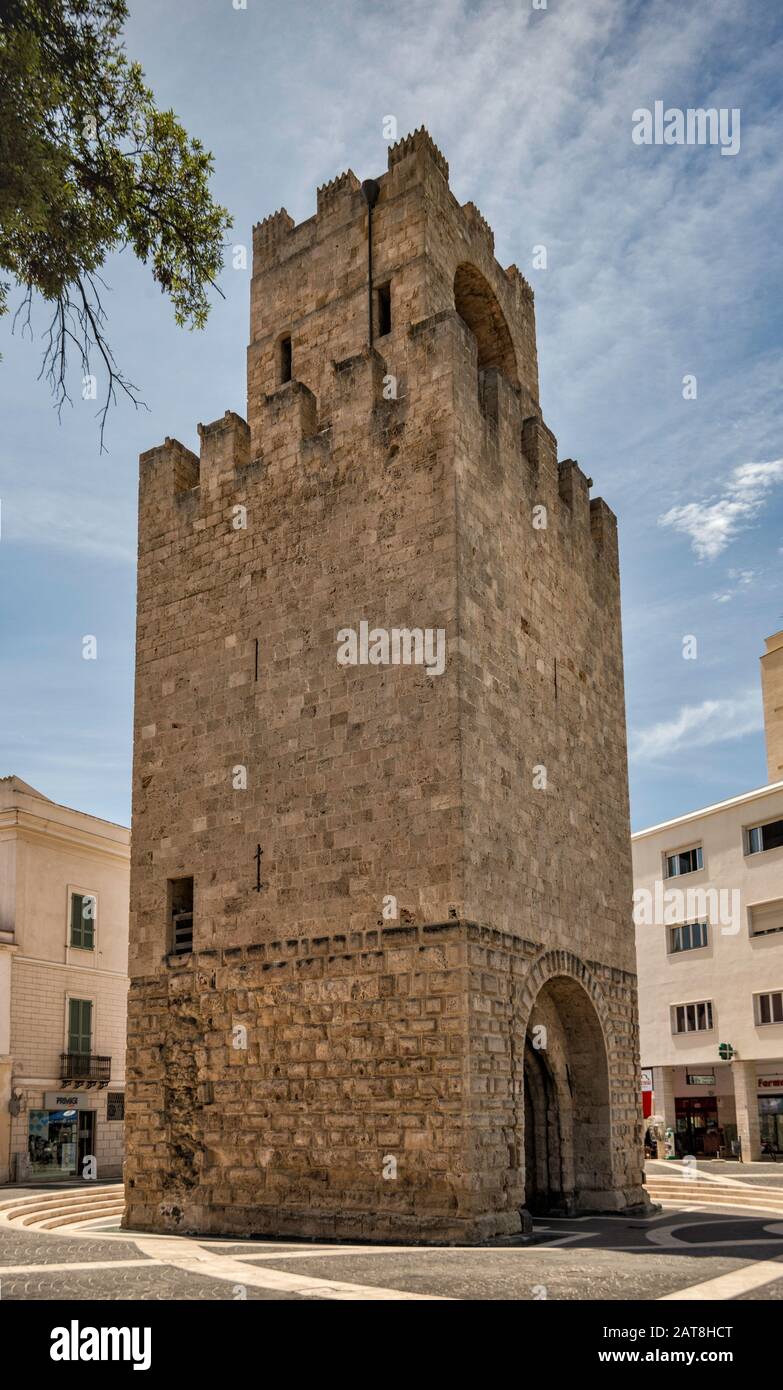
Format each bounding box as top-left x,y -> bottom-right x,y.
0,1184 -> 122,1215
19,1198 -> 126,1227
38,1204 -> 125,1231
646,1182 -> 783,1210
0,1188 -> 123,1226
2,1194 -> 122,1222
647,1179 -> 782,1194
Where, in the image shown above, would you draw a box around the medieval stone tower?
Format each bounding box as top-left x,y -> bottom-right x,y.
124,129 -> 646,1242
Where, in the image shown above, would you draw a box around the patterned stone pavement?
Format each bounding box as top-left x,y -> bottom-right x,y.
0,1259 -> 302,1301
2,1202 -> 783,1300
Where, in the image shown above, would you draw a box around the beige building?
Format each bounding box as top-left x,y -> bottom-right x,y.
633,633 -> 783,1162
0,777 -> 129,1183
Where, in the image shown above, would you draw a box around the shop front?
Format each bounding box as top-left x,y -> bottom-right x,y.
27,1092 -> 97,1180
674,1094 -> 721,1156
758,1072 -> 783,1155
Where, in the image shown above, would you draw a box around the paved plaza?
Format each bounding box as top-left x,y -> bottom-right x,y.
2,1188 -> 783,1301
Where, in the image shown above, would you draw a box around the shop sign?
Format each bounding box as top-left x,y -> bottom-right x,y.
758,1076 -> 783,1090
686,1072 -> 715,1086
43,1092 -> 96,1111
641,1069 -> 653,1091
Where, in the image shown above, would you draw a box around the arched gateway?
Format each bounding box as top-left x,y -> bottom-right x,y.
518,951 -> 625,1217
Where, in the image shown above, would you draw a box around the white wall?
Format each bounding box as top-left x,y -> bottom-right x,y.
634,781 -> 783,1068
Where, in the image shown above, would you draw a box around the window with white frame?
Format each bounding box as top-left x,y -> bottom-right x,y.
755,991 -> 783,1026
672,1000 -> 713,1034
665,845 -> 703,878
669,921 -> 708,953
746,818 -> 783,855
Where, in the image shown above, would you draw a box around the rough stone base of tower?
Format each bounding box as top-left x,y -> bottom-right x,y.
122,922 -> 647,1243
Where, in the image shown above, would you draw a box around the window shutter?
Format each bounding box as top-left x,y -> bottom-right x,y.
68,998 -> 92,1054
70,893 -> 95,949
750,900 -> 783,937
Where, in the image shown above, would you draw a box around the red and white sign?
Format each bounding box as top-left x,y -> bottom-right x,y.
758,1075 -> 783,1090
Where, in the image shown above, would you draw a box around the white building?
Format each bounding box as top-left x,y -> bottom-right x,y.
0,777 -> 129,1183
633,632 -> 783,1161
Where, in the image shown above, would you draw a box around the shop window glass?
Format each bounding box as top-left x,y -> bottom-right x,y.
28,1108 -> 79,1177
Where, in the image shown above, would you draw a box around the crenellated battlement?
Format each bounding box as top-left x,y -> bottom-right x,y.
260,380 -> 317,463
251,207 -> 295,266
316,168 -> 360,217
387,125 -> 449,182
505,262 -> 535,305
461,201 -> 495,255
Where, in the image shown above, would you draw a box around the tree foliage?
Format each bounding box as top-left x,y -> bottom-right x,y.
0,0 -> 232,446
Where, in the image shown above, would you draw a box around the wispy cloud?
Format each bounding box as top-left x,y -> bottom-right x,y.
631,689 -> 764,762
658,458 -> 783,560
712,567 -> 757,603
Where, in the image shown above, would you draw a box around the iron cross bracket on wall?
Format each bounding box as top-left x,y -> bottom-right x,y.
254,843 -> 265,892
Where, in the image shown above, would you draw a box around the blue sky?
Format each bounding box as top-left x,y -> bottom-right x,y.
1,0 -> 782,830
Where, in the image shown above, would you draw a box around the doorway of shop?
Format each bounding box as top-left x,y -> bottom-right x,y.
77,1110 -> 95,1177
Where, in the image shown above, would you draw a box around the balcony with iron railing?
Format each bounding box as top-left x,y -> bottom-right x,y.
59,1053 -> 112,1086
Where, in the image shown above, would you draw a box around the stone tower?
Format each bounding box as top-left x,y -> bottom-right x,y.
124,129 -> 646,1242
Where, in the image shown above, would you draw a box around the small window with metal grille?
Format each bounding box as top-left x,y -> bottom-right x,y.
168,876 -> 194,955
107,1091 -> 125,1122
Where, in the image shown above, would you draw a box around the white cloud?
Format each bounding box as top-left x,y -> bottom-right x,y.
631,689 -> 763,762
658,458 -> 783,560
712,568 -> 756,602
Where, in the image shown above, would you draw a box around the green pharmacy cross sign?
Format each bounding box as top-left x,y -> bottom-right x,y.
718,1042 -> 735,1061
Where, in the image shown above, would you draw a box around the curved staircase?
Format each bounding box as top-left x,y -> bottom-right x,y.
646,1170 -> 783,1217
0,1184 -> 124,1232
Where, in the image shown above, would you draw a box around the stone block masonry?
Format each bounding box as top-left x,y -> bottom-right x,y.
124,128 -> 647,1242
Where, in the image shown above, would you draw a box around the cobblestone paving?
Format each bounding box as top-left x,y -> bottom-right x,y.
0,1264 -> 303,1300
235,1245 -> 751,1302
0,1226 -> 149,1267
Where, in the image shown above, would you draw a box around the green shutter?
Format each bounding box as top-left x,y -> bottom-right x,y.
68,998 -> 92,1055
70,893 -> 95,949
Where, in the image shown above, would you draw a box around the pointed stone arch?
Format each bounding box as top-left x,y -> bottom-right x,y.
453,263 -> 518,384
517,950 -> 619,1213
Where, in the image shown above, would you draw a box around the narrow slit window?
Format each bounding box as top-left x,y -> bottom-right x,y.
279,335 -> 292,384
377,282 -> 392,337
169,876 -> 194,955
